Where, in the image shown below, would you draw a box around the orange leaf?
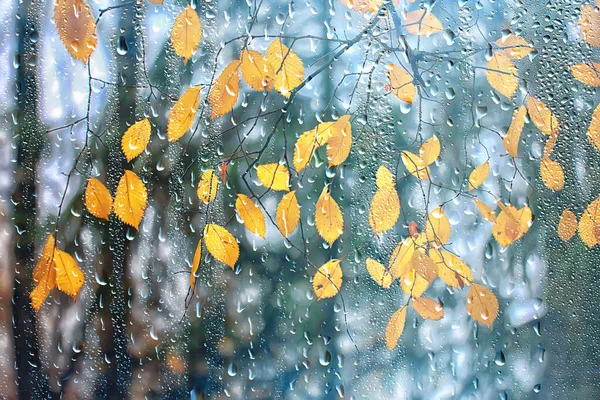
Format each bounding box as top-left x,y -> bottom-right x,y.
85,178 -> 113,220
208,61 -> 241,120
54,0 -> 97,62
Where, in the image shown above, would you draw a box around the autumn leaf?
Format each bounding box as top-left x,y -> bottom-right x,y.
429,249 -> 473,288
527,95 -> 559,136
474,199 -> 496,223
369,166 -> 400,235
504,105 -> 527,157
570,62 -> 600,86
122,118 -> 151,162
579,5 -> 600,47
256,163 -> 290,191
85,178 -> 112,220
171,5 -> 202,65
558,209 -> 577,242
495,35 -> 533,59
468,161 -> 489,191
486,52 -> 519,99
400,268 -> 430,298
167,86 -> 202,142
587,103 -> 600,153
578,197 -> 600,248
339,0 -> 383,13
375,164 -> 395,190
419,135 -> 440,165
190,240 -> 202,290
113,170 -> 148,230
410,252 -> 437,284
30,234 -> 84,311
404,10 -> 443,36
326,115 -> 352,166
312,259 -> 342,300
235,194 -> 266,238
208,60 -> 241,120
466,284 -> 499,328
265,40 -> 304,97
54,0 -> 97,63
276,191 -> 300,237
412,297 -> 444,320
240,49 -> 275,91
293,117 -> 349,171
385,306 -> 407,350
492,203 -> 532,247
54,248 -> 84,299
540,158 -> 564,191
401,151 -> 430,180
424,207 -> 451,245
389,238 -> 418,280
366,258 -> 392,289
197,169 -> 219,203
386,64 -> 415,104
315,186 -> 344,245
203,224 -> 239,269
30,234 -> 57,312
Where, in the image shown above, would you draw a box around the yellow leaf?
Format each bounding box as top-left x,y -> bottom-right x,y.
389,238 -> 416,280
474,199 -> 496,223
326,115 -> 352,166
375,165 -> 395,190
256,163 -> 290,191
313,259 -> 342,300
468,161 -> 489,191
401,151 -> 430,180
419,135 -> 440,165
400,268 -> 430,298
369,187 -> 400,235
410,252 -> 438,283
527,95 -> 559,136
197,169 -> 219,203
190,240 -> 202,290
293,118 -> 346,171
208,60 -> 241,120
167,86 -> 202,142
85,178 -> 112,220
579,5 -> 600,47
385,306 -> 407,350
587,103 -> 600,153
404,10 -> 443,36
492,203 -> 532,247
424,207 -> 451,245
429,249 -> 473,288
570,63 -> 600,86
558,209 -> 577,242
203,224 -> 239,269
386,64 -> 415,104
315,186 -> 344,245
486,52 -> 519,99
121,118 -> 151,162
466,284 -> 499,328
495,35 -> 533,59
113,170 -> 148,230
240,49 -> 275,91
265,40 -> 304,97
412,297 -> 444,320
171,5 -> 202,64
366,258 -> 392,289
54,0 -> 97,63
235,194 -> 266,238
578,197 -> 600,248
276,191 -> 300,237
30,234 -> 57,312
339,0 -> 383,13
503,105 -> 527,157
540,158 -> 564,191
54,248 -> 84,299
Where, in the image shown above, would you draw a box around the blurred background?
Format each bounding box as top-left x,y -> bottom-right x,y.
1,0 -> 600,398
